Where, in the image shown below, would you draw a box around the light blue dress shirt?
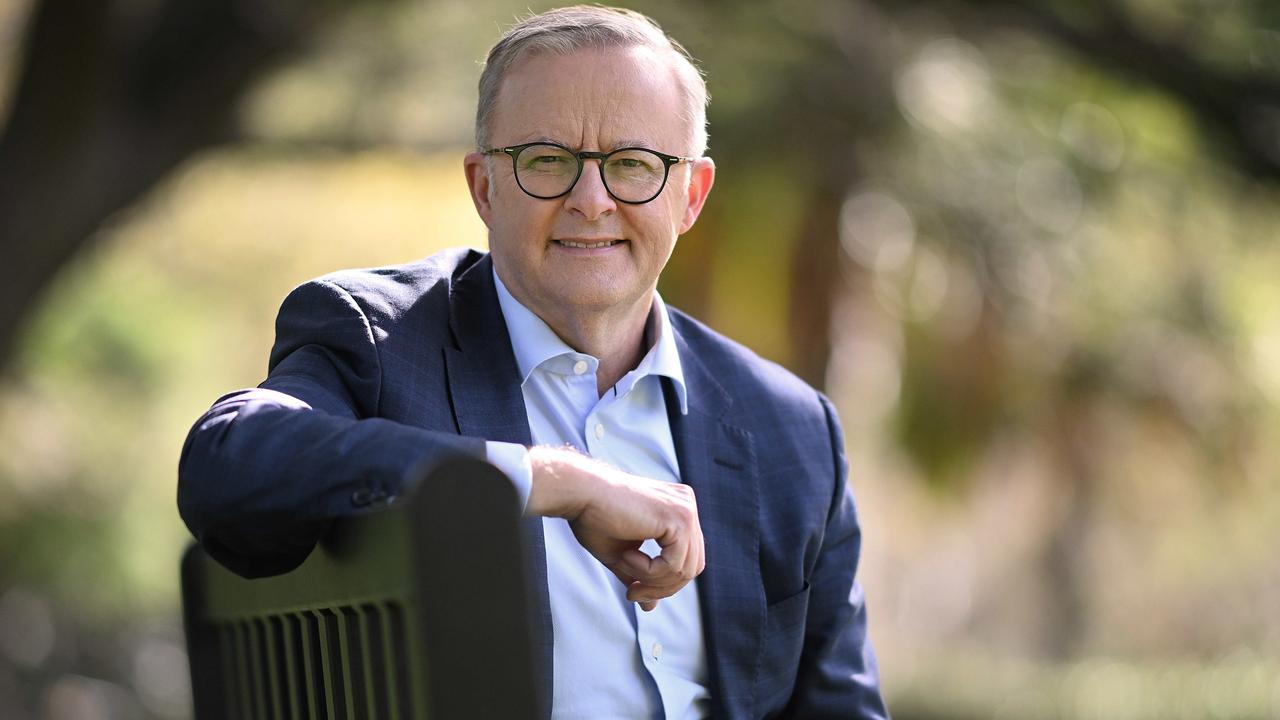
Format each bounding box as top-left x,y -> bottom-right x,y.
485,269 -> 710,720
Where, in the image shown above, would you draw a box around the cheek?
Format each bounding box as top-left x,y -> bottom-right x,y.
658,193 -> 687,235
491,194 -> 552,243
632,212 -> 680,265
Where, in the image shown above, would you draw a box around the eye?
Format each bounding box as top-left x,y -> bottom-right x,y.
606,151 -> 661,173
518,147 -> 575,174
527,154 -> 570,167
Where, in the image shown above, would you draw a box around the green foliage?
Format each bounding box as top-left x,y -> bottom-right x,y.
2,0 -> 1280,717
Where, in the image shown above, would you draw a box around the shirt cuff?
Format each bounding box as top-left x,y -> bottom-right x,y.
485,440 -> 533,513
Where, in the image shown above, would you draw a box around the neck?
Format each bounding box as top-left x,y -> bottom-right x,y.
540,294 -> 653,396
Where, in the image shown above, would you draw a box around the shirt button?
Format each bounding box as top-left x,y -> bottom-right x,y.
651,642 -> 663,661
594,423 -> 605,440
572,360 -> 588,375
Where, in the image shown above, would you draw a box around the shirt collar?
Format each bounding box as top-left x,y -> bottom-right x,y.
493,266 -> 688,414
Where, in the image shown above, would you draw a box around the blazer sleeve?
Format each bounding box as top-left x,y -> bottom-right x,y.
785,393 -> 891,718
177,278 -> 486,578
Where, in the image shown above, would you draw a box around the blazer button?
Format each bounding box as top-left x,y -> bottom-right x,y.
352,488 -> 380,507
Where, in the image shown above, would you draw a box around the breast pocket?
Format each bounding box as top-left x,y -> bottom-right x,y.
755,581 -> 811,710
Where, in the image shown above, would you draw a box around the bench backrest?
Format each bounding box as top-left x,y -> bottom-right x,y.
181,458 -> 539,719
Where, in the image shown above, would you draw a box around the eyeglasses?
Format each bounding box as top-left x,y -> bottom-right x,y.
482,141 -> 694,205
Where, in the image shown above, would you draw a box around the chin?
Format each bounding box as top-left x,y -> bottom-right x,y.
554,287 -> 628,313
544,269 -> 639,310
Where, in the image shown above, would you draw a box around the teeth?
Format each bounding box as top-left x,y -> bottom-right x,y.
559,240 -> 618,249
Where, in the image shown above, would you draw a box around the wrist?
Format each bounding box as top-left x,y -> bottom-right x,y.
526,445 -> 591,519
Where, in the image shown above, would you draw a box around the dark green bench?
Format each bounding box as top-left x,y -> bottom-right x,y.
181,458 -> 539,719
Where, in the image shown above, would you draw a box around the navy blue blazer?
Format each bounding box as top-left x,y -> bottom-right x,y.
178,248 -> 888,719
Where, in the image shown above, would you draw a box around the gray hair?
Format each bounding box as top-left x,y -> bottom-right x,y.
475,5 -> 709,155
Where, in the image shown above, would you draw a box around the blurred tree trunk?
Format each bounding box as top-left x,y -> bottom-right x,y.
1042,378 -> 1103,658
0,0 -> 335,370
787,184 -> 846,389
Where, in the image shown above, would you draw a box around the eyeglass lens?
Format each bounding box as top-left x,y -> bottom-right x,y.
514,144 -> 668,203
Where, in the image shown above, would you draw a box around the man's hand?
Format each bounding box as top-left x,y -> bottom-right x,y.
525,446 -> 705,612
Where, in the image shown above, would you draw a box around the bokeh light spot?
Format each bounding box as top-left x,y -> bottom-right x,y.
895,38 -> 994,133
840,191 -> 915,271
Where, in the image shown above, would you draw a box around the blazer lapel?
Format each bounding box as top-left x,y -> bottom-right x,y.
443,255 -> 553,719
664,327 -> 763,719
443,254 -> 532,446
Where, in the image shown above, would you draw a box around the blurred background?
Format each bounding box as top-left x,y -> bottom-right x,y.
1,0 -> 1278,717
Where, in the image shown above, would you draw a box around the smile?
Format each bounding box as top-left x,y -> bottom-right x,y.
555,239 -> 624,249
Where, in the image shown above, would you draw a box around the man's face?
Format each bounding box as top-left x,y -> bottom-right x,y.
465,45 -> 715,324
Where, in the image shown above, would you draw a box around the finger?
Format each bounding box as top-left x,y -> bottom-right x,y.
663,517 -> 700,585
619,550 -> 684,586
618,549 -> 667,581
656,525 -> 690,576
656,539 -> 689,586
689,516 -> 705,579
692,502 -> 706,576
610,559 -> 684,598
639,599 -> 658,612
626,571 -> 690,601
677,524 -> 697,582
625,575 -> 686,602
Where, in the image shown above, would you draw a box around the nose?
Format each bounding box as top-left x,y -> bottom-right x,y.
563,158 -> 617,221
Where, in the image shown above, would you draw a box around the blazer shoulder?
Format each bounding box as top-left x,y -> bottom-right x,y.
273,247 -> 482,337
309,247 -> 483,311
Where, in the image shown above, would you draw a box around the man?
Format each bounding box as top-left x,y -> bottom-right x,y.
178,6 -> 888,718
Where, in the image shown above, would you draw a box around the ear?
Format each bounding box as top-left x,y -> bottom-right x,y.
463,152 -> 494,230
677,156 -> 716,235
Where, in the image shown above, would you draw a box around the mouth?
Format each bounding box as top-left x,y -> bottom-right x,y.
554,239 -> 626,249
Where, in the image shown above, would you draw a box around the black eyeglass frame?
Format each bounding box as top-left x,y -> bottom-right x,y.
482,141 -> 695,205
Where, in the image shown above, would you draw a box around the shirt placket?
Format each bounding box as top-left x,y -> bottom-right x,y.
589,377 -> 684,718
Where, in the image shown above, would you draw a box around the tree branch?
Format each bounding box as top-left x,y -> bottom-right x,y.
0,0 -> 329,369
888,0 -> 1280,180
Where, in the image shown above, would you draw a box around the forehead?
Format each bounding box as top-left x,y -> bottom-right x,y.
491,45 -> 689,151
